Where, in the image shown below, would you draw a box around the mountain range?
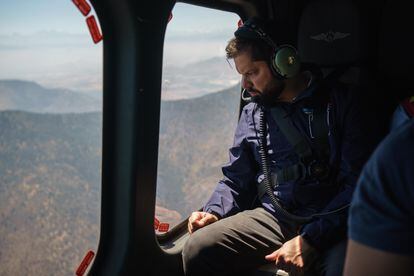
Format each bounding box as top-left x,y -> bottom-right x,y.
0,56 -> 239,105
0,80 -> 102,113
0,79 -> 241,275
162,56 -> 239,100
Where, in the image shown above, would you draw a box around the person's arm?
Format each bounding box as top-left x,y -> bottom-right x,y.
203,104 -> 258,218
345,121 -> 414,274
390,103 -> 410,131
344,240 -> 414,276
300,87 -> 379,250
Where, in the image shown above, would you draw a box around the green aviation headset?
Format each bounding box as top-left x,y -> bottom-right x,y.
235,19 -> 301,79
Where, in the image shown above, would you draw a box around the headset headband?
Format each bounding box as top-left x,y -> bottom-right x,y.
237,21 -> 278,49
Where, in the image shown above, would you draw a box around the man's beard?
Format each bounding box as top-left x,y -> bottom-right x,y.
250,79 -> 285,107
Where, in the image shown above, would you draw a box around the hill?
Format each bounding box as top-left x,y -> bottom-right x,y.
0,111 -> 102,275
0,83 -> 240,275
0,80 -> 102,113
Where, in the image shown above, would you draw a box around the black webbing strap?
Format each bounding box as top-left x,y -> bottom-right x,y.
270,106 -> 313,161
261,106 -> 313,186
257,164 -> 306,198
311,105 -> 330,157
310,85 -> 330,157
267,87 -> 331,185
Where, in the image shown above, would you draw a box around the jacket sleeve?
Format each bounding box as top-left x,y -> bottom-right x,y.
300,86 -> 380,250
203,106 -> 258,218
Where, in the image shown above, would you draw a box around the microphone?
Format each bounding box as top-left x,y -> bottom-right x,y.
241,88 -> 252,102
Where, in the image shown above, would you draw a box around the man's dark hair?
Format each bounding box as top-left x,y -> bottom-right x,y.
225,17 -> 280,62
225,36 -> 273,62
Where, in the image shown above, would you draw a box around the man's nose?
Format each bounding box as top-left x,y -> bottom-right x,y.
242,76 -> 252,90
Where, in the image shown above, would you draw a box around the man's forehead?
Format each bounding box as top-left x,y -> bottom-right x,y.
234,51 -> 254,73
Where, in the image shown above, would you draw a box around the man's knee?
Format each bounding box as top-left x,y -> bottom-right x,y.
182,227 -> 222,275
182,231 -> 204,271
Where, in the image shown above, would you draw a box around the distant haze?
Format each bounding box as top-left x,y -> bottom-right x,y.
0,1 -> 240,98
0,55 -> 239,105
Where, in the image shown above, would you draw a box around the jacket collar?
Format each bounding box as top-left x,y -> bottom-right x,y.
291,71 -> 316,103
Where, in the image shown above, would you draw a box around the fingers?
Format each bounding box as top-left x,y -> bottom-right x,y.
198,214 -> 215,225
276,257 -> 294,275
187,212 -> 217,234
188,221 -> 194,234
275,253 -> 285,265
188,212 -> 202,233
265,250 -> 279,261
273,254 -> 304,276
265,250 -> 289,272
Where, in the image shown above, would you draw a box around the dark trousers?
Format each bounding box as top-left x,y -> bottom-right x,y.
182,208 -> 346,276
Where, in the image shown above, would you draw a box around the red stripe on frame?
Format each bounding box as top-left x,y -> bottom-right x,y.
154,217 -> 160,230
86,16 -> 103,44
76,250 -> 95,276
72,0 -> 91,16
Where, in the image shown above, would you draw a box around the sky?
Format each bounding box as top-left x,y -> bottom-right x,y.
0,1 -> 240,96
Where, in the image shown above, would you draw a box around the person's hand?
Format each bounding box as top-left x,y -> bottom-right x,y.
187,211 -> 219,234
265,235 -> 318,276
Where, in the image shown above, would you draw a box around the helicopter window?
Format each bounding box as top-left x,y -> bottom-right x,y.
156,3 -> 240,233
0,1 -> 102,275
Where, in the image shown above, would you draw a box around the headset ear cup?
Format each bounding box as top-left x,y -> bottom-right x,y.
272,46 -> 301,78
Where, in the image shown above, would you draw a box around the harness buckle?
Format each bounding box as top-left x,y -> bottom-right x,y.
307,160 -> 330,180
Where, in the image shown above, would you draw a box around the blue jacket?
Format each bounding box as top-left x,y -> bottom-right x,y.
203,80 -> 376,250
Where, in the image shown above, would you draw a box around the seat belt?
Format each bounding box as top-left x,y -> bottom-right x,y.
257,87 -> 331,198
271,106 -> 313,182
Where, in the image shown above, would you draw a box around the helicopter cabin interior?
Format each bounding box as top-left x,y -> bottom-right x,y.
77,0 -> 413,275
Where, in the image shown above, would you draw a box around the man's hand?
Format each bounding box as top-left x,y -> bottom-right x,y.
187,211 -> 219,234
265,235 -> 318,276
